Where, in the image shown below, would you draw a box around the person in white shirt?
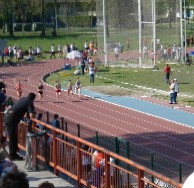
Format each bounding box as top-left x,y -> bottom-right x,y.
36,45 -> 41,58
58,43 -> 62,58
50,44 -> 55,59
89,65 -> 95,83
173,78 -> 179,103
114,46 -> 120,62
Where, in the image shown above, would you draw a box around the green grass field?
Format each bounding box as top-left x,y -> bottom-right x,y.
1,29 -> 194,107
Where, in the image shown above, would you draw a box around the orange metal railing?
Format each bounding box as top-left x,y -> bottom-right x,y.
0,113 -> 183,188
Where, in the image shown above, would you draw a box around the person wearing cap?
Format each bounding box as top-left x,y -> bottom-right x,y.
173,78 -> 179,103
169,80 -> 175,104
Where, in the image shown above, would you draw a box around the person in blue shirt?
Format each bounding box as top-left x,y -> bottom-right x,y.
50,114 -> 60,129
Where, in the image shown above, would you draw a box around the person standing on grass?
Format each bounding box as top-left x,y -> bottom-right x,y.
89,65 -> 95,83
55,81 -> 61,102
173,78 -> 179,104
164,64 -> 172,85
58,43 -> 63,58
50,44 -> 55,59
169,80 -> 175,104
37,81 -> 44,104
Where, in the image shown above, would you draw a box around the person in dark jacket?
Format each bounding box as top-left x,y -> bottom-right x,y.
4,93 -> 36,160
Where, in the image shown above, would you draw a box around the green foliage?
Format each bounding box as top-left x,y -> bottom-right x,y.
68,16 -> 92,27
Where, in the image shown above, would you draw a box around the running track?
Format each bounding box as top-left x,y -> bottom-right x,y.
1,60 -> 194,179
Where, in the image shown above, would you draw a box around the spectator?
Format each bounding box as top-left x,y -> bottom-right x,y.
84,41 -> 88,50
36,113 -> 44,130
80,58 -> 85,75
1,171 -> 29,188
50,114 -> 60,129
81,145 -> 91,180
4,92 -> 36,160
89,41 -> 94,55
50,44 -> 55,59
92,150 -> 104,187
0,136 -> 18,178
7,59 -> 14,67
4,97 -> 14,112
58,43 -> 63,58
36,45 -> 41,58
114,45 -> 120,62
0,89 -> 7,112
38,181 -> 55,188
169,80 -> 175,104
89,65 -> 95,83
163,64 -> 171,85
173,78 -> 179,104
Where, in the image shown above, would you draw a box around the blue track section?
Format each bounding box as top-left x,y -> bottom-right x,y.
80,89 -> 194,128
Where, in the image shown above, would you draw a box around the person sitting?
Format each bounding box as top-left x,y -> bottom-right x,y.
7,59 -> 14,67
0,136 -> 18,178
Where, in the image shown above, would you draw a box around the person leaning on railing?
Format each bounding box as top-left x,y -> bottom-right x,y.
4,92 -> 36,161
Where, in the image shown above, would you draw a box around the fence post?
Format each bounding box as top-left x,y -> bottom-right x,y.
46,111 -> 49,124
77,124 -> 80,137
138,169 -> 144,188
104,153 -> 110,188
76,141 -> 82,188
96,131 -> 99,145
115,137 -> 120,154
0,113 -> 3,137
179,163 -> 182,183
65,122 -> 68,141
61,117 -> 64,140
126,141 -> 130,188
150,152 -> 154,183
53,130 -> 58,176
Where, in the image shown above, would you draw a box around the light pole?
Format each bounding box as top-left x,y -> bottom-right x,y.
184,0 -> 187,62
103,0 -> 108,67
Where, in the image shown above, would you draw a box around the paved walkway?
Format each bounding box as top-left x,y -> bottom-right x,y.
14,160 -> 76,188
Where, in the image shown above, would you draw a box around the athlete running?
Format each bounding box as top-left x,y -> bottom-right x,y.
67,80 -> 73,96
75,77 -> 81,99
37,81 -> 44,104
55,81 -> 61,102
15,80 -> 22,99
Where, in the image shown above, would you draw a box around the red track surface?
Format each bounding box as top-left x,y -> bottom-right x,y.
1,60 -> 194,177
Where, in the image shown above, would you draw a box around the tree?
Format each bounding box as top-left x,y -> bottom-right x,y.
0,0 -> 15,36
